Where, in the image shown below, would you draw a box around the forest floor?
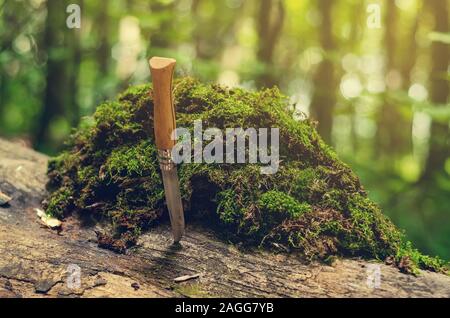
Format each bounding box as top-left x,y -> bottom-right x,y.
1,138 -> 450,298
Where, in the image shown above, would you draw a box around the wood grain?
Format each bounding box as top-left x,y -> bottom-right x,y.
149,57 -> 177,150
0,138 -> 449,298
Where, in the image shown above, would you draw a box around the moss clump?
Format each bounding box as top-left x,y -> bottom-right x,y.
45,78 -> 447,274
45,186 -> 74,217
259,191 -> 311,220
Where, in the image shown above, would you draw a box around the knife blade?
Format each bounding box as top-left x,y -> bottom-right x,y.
149,57 -> 185,243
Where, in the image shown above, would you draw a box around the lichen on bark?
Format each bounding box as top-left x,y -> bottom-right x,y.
45,78 -> 447,273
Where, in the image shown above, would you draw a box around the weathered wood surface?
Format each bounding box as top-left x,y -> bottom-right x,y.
0,138 -> 449,298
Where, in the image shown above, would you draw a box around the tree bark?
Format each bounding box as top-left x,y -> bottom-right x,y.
93,0 -> 111,104
148,0 -> 176,55
310,0 -> 336,144
96,1 -> 110,78
67,0 -> 83,128
422,0 -> 450,180
375,0 -> 412,157
191,0 -> 208,60
0,138 -> 449,298
0,0 -> 41,131
34,0 -> 72,151
256,0 -> 285,88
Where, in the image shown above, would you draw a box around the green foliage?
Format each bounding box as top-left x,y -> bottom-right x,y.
344,194 -> 403,258
45,78 -> 447,273
104,140 -> 159,180
46,186 -> 74,218
259,191 -> 312,220
396,241 -> 448,275
217,190 -> 247,225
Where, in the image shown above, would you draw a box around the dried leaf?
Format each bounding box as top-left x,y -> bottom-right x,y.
44,217 -> 62,228
0,191 -> 12,206
35,208 -> 62,229
35,208 -> 45,218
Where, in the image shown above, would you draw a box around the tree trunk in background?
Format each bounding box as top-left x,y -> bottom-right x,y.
310,0 -> 336,144
35,0 -> 69,151
375,0 -> 398,157
96,1 -> 110,77
0,2 -> 19,125
0,67 -> 6,126
0,72 -> 5,115
67,0 -> 83,128
0,7 -> 7,118
348,1 -> 365,153
191,0 -> 208,59
422,0 -> 449,180
256,0 -> 285,88
34,0 -> 81,150
375,1 -> 403,157
401,15 -> 420,90
148,1 -> 175,55
375,0 -> 415,158
94,1 -> 111,104
191,1 -> 244,63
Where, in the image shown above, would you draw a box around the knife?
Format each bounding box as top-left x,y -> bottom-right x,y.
149,56 -> 185,243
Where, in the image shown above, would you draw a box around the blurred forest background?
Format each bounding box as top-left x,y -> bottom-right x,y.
0,0 -> 449,260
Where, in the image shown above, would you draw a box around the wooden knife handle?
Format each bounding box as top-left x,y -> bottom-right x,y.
149,57 -> 177,150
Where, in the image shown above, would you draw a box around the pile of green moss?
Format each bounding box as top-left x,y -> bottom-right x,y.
45,78 -> 447,274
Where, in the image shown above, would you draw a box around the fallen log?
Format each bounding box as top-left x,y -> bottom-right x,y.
0,138 -> 449,298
